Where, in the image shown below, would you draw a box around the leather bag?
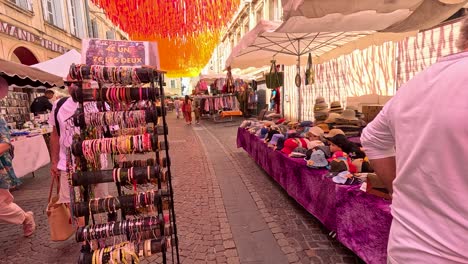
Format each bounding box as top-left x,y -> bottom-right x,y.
265,60 -> 284,89
46,175 -> 74,241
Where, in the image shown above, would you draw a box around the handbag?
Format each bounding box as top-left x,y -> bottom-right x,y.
305,53 -> 315,85
46,174 -> 75,241
265,60 -> 284,89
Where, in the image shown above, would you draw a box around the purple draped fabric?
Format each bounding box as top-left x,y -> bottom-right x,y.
336,186 -> 392,264
237,127 -> 392,264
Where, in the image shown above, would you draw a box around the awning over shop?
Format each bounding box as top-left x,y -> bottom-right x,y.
0,58 -> 64,88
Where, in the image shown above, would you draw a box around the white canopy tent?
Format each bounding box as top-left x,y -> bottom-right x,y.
31,49 -> 81,78
226,0 -> 468,120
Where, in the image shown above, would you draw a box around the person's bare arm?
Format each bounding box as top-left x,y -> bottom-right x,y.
50,126 -> 60,178
368,156 -> 396,195
0,143 -> 10,156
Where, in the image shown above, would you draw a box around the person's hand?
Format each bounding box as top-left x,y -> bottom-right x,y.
51,162 -> 60,179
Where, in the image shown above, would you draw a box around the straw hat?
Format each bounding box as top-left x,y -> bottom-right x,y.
314,102 -> 328,112
316,123 -> 330,133
329,101 -> 343,114
325,113 -> 341,124
324,128 -> 345,139
315,96 -> 326,104
314,111 -> 328,121
340,109 -> 358,121
307,126 -> 325,137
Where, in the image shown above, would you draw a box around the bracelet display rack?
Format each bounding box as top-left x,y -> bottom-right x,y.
67,63 -> 180,264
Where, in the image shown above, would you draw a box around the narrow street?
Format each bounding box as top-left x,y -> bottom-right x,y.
0,112 -> 360,264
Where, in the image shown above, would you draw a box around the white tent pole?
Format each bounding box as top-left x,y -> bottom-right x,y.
297,39 -> 302,122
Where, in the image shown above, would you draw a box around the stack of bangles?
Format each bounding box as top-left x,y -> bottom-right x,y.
112,166 -> 156,184
84,110 -> 147,127
79,216 -> 162,242
92,242 -> 139,264
70,64 -> 144,84
82,133 -> 154,163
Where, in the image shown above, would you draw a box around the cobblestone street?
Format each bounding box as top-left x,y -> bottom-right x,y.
0,113 -> 362,264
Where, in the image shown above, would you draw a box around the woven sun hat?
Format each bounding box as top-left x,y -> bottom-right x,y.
324,128 -> 345,139
329,101 -> 343,114
340,109 -> 358,121
307,126 -> 325,137
314,111 -> 328,121
314,102 -> 328,112
325,113 -> 341,124
316,123 -> 330,133
315,96 -> 326,104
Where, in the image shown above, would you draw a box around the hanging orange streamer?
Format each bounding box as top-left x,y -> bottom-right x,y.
91,0 -> 240,77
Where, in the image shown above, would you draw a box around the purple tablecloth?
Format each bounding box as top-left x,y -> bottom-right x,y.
237,127 -> 392,264
336,186 -> 392,264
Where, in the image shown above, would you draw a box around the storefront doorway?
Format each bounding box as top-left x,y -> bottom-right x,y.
10,46 -> 39,65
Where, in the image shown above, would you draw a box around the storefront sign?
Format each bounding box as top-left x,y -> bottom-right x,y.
0,20 -> 68,54
81,39 -> 160,68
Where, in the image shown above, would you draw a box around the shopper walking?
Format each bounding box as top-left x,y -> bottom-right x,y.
361,17 -> 468,264
174,97 -> 181,119
49,81 -> 109,206
182,95 -> 192,125
193,98 -> 200,124
0,117 -> 35,237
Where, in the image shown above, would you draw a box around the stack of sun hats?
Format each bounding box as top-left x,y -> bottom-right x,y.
329,101 -> 344,114
313,96 -> 328,124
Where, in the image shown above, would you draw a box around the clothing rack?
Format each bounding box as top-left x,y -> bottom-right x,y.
68,63 -> 180,264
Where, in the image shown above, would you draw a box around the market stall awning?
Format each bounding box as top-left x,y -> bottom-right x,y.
225,20 -> 369,69
31,49 -> 81,78
279,0 -> 468,33
0,58 -> 64,88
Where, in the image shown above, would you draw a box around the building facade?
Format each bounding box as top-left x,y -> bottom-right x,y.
0,0 -> 127,65
204,0 -> 282,76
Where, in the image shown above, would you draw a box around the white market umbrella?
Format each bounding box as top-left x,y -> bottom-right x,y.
226,20 -> 368,121
226,0 -> 467,121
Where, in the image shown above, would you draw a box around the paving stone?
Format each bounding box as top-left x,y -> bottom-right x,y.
224,249 -> 238,258
223,240 -> 236,249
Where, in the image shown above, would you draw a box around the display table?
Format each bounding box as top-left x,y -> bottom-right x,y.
237,127 -> 391,264
11,134 -> 50,178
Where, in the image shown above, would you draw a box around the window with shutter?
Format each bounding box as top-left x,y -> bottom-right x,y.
91,19 -> 99,38
68,0 -> 84,38
10,0 -> 33,11
43,0 -> 64,29
106,30 -> 115,40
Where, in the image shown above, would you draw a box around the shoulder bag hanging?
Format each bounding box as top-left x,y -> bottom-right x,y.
265,60 -> 284,89
46,174 -> 75,241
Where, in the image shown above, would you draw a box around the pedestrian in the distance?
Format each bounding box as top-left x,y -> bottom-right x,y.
193,98 -> 200,124
174,97 -> 181,119
182,95 -> 192,125
0,117 -> 35,237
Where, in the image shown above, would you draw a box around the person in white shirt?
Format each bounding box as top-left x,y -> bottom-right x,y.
361,18 -> 468,263
49,85 -> 109,205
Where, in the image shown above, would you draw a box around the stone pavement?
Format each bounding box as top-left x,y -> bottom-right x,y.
0,113 -> 363,264
194,117 -> 363,264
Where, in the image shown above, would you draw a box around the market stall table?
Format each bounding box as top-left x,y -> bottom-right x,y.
11,134 -> 50,178
237,127 -> 392,264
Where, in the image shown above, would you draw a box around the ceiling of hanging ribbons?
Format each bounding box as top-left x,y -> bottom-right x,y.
91,0 -> 241,77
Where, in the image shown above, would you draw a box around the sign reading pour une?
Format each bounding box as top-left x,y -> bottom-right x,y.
81,39 -> 160,68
